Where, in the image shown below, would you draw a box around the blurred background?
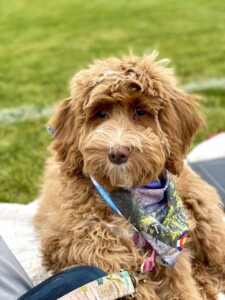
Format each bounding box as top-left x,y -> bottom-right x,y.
0,0 -> 225,204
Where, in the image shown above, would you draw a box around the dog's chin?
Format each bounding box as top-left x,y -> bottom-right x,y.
107,167 -> 134,189
86,162 -> 161,191
91,172 -> 135,190
94,171 -> 159,191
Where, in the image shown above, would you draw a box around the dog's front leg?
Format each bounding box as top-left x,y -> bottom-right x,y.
35,207 -> 160,299
152,250 -> 203,300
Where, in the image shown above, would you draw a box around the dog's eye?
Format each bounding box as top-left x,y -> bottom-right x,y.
96,111 -> 107,118
135,108 -> 146,116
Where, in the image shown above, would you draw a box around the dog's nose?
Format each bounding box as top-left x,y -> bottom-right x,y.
108,146 -> 129,165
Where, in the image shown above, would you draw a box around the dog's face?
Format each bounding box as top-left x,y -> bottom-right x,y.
50,53 -> 203,190
79,90 -> 168,189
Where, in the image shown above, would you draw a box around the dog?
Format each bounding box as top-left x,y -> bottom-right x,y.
34,52 -> 225,299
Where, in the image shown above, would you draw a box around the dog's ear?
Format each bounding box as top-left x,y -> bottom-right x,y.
140,53 -> 204,175
49,97 -> 83,176
159,89 -> 204,175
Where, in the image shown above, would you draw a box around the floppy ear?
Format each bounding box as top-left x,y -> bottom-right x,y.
159,89 -> 204,175
49,97 -> 83,176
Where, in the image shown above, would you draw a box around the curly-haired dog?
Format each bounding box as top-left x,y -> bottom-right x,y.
34,52 -> 225,299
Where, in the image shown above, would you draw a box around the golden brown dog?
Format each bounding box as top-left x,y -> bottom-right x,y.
34,52 -> 225,299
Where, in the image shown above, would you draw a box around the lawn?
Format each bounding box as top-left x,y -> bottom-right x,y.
0,0 -> 225,203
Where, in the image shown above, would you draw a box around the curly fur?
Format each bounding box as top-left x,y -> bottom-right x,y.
34,52 -> 225,299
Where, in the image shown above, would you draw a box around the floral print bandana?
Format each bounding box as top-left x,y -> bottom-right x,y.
91,172 -> 188,268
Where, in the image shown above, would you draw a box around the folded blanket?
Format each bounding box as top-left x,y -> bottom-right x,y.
0,201 -> 51,285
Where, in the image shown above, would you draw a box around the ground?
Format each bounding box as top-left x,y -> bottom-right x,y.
0,0 -> 225,203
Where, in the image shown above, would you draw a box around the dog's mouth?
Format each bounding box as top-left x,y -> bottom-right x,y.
105,162 -> 134,189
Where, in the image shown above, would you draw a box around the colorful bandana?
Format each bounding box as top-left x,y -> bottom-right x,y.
91,173 -> 188,268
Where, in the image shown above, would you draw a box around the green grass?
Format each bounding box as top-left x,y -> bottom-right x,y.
0,0 -> 225,203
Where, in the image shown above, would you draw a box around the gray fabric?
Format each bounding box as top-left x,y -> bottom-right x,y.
189,157 -> 225,204
0,236 -> 33,300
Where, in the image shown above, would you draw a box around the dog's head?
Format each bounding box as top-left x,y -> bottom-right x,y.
49,52 -> 203,189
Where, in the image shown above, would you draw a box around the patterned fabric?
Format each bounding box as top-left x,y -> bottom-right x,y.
58,271 -> 135,300
91,173 -> 189,267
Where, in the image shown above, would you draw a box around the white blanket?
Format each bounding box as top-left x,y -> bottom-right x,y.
0,201 -> 51,286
